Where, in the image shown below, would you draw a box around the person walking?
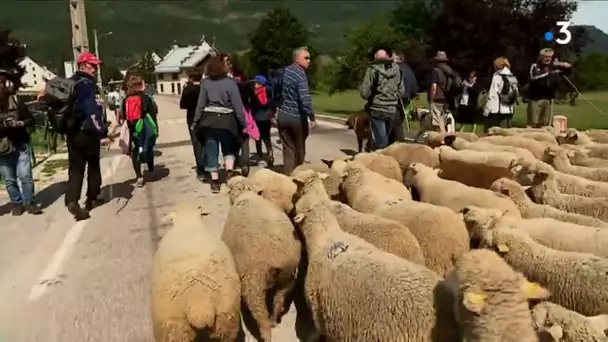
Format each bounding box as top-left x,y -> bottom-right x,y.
359,48 -> 405,150
251,75 -> 274,166
180,70 -> 205,180
526,48 -> 571,128
120,76 -> 159,187
483,57 -> 519,132
276,47 -> 316,175
191,56 -> 246,193
457,70 -> 481,129
0,76 -> 42,215
392,52 -> 418,143
64,52 -> 109,221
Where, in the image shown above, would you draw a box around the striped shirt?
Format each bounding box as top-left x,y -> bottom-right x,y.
277,64 -> 314,122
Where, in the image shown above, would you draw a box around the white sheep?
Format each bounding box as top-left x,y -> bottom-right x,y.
477,135 -> 549,161
487,126 -> 559,145
322,152 -> 403,182
377,142 -> 440,173
249,168 -> 298,214
449,136 -> 538,162
567,149 -> 608,168
152,201 -> 241,342
562,129 -> 608,159
291,164 -> 343,201
544,145 -> 608,182
585,129 -> 608,144
532,301 -> 608,342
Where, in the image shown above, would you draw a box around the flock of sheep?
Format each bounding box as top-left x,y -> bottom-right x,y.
150,125 -> 608,341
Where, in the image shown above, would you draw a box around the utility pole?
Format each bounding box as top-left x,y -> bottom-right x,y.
68,0 -> 89,62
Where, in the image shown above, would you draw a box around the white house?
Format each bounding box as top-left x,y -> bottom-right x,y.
154,38 -> 216,96
19,57 -> 57,93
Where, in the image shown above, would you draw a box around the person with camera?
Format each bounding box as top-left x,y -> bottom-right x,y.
526,48 -> 571,128
0,76 -> 42,215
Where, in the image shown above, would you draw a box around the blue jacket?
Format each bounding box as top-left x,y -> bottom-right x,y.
398,62 -> 418,100
71,71 -> 107,137
277,64 -> 314,122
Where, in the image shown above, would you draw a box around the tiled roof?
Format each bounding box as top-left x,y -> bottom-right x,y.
154,45 -> 195,73
181,41 -> 215,68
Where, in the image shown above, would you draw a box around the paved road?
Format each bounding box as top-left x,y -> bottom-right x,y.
0,96 -> 357,342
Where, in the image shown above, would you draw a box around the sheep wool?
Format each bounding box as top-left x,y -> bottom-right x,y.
454,131 -> 480,142
490,177 -> 608,228
291,164 -> 343,201
408,163 -> 521,217
478,135 -> 549,161
378,142 -> 440,172
531,301 -> 608,342
453,249 -> 551,342
562,129 -> 608,159
324,152 -> 403,182
329,201 -> 425,265
292,193 -> 459,341
342,163 -> 469,276
152,202 -> 241,342
567,149 -> 608,168
249,168 -> 298,214
480,227 -> 608,316
544,146 -> 608,182
449,136 -> 538,162
585,129 -> 608,144
487,126 -> 559,145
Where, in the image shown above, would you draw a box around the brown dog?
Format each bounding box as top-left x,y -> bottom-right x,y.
345,111 -> 373,152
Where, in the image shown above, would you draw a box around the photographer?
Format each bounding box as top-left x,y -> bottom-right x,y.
526,48 -> 571,128
0,76 -> 42,215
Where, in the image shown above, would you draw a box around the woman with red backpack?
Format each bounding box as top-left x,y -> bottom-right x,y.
251,75 -> 274,166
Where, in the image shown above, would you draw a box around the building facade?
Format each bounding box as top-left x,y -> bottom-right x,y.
19,57 -> 57,93
154,38 -> 216,96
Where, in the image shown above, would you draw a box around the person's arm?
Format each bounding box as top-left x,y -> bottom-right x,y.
228,82 -> 247,129
15,98 -> 34,128
296,71 -> 314,122
179,85 -> 191,109
146,95 -> 158,123
484,75 -> 501,116
191,82 -> 208,129
529,63 -> 550,82
359,67 -> 374,100
429,69 -> 439,103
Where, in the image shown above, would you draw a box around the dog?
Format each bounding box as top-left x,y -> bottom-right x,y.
345,111 -> 373,152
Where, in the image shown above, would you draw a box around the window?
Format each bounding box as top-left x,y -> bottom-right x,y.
160,84 -> 164,93
171,83 -> 175,94
157,73 -> 164,81
33,74 -> 36,79
177,83 -> 181,95
34,80 -> 37,85
171,73 -> 178,80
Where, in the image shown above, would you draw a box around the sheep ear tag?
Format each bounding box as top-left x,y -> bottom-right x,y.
496,243 -> 510,253
522,281 -> 550,299
293,213 -> 305,223
462,291 -> 486,314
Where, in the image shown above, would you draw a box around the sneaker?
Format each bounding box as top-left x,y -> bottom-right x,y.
24,203 -> 43,215
210,180 -> 221,194
85,196 -> 107,211
135,177 -> 145,188
11,204 -> 25,216
67,203 -> 90,221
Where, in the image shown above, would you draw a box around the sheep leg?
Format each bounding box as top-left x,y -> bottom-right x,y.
242,275 -> 273,342
270,279 -> 295,326
153,321 -> 196,342
357,138 -> 363,153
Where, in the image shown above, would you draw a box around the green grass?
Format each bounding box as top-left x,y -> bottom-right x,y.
312,90 -> 608,131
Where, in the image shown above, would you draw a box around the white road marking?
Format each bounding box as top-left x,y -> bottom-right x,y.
28,155 -> 124,302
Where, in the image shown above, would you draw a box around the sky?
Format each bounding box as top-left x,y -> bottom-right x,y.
571,1 -> 608,33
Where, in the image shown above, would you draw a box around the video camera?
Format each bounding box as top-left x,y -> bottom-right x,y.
0,29 -> 27,91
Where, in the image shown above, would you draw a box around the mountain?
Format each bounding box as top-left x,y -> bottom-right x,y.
578,25 -> 608,55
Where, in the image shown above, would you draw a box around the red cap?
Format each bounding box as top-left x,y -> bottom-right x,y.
77,52 -> 102,65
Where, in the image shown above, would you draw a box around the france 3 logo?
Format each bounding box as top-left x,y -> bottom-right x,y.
544,21 -> 572,45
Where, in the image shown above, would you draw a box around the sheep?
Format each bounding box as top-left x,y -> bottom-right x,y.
477,135 -> 549,161
567,149 -> 608,168
449,136 -> 538,162
341,161 -> 469,276
487,126 -> 559,145
544,145 -> 608,182
407,162 -> 521,217
249,168 -> 298,214
562,129 -> 608,159
526,169 -> 608,222
531,302 -> 608,342
322,152 -> 403,182
454,131 -> 480,142
463,205 -> 608,258
585,129 -> 608,144
329,201 -> 425,265
291,188 -> 460,341
345,111 -> 373,152
420,131 -> 447,148
377,142 -> 440,173
291,164 -> 343,201
222,176 -> 301,341
437,145 -> 521,189
478,226 -> 608,316
490,177 -> 608,228
452,249 -> 552,342
152,201 -> 241,342
330,161 -> 411,201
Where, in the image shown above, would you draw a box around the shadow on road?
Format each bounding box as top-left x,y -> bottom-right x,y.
0,180 -> 67,216
147,164 -> 170,182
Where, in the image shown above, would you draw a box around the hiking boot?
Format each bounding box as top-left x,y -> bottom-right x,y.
210,180 -> 221,194
67,203 -> 90,221
24,203 -> 43,215
135,177 -> 145,188
11,203 -> 25,216
85,196 -> 107,211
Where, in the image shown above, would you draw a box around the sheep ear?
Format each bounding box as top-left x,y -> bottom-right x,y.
522,281 -> 550,299
542,325 -> 563,340
462,291 -> 486,314
533,171 -> 550,184
292,178 -> 306,190
293,213 -> 305,223
344,155 -> 355,161
318,172 -> 330,180
499,188 -> 510,196
321,159 -> 333,168
496,243 -> 510,253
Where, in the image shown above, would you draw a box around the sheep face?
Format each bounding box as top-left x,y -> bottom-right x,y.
226,176 -> 262,204
487,126 -> 506,136
321,156 -> 352,174
492,178 -> 527,202
292,170 -> 330,200
461,206 -> 505,248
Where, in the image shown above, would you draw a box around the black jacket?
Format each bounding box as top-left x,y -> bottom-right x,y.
180,82 -> 201,126
397,62 -> 418,100
0,93 -> 34,145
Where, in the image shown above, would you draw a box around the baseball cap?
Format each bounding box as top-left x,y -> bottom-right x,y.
77,52 -> 102,65
253,75 -> 267,84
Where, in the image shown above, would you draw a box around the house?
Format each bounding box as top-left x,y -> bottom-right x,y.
19,57 -> 57,93
154,37 -> 216,96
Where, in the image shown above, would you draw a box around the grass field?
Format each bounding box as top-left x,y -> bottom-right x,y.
312,90 -> 608,131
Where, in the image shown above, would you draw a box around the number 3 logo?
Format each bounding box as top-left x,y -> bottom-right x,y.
556,21 -> 572,45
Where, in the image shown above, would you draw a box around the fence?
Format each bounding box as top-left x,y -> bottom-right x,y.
20,94 -> 62,167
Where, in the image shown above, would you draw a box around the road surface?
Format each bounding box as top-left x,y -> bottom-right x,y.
0,96 -> 358,342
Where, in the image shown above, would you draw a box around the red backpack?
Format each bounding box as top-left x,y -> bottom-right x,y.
125,95 -> 144,122
255,86 -> 269,107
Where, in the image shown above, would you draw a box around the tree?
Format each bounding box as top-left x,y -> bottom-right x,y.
247,6 -> 313,76
135,52 -> 157,85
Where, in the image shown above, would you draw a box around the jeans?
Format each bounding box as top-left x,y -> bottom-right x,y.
201,128 -> 237,172
0,143 -> 35,205
131,135 -> 154,178
369,114 -> 393,150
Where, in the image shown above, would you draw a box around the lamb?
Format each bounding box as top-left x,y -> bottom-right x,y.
322,152 -> 403,182
437,145 -> 521,189
479,226 -> 608,316
329,201 -> 426,265
544,145 -> 608,182
477,135 -> 549,161
463,205 -> 608,258
531,301 -> 608,342
562,129 -> 608,159
341,161 -> 469,276
291,187 -> 459,341
567,149 -> 608,168
449,136 -> 538,162
152,201 -> 241,342
378,142 -> 440,172
223,176 -> 302,342
291,164 -> 343,201
407,162 -> 521,217
487,126 -> 559,145
585,129 -> 608,144
526,169 -> 608,222
451,249 -> 552,342
490,177 -> 608,228
248,168 -> 298,214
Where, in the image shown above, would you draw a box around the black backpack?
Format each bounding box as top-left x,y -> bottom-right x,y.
435,67 -> 462,97
498,74 -> 519,106
43,76 -> 85,134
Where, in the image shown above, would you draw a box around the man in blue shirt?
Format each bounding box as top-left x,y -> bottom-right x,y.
65,52 -> 109,221
276,47 -> 317,174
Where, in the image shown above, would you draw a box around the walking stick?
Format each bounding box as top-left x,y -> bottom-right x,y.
399,97 -> 411,132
